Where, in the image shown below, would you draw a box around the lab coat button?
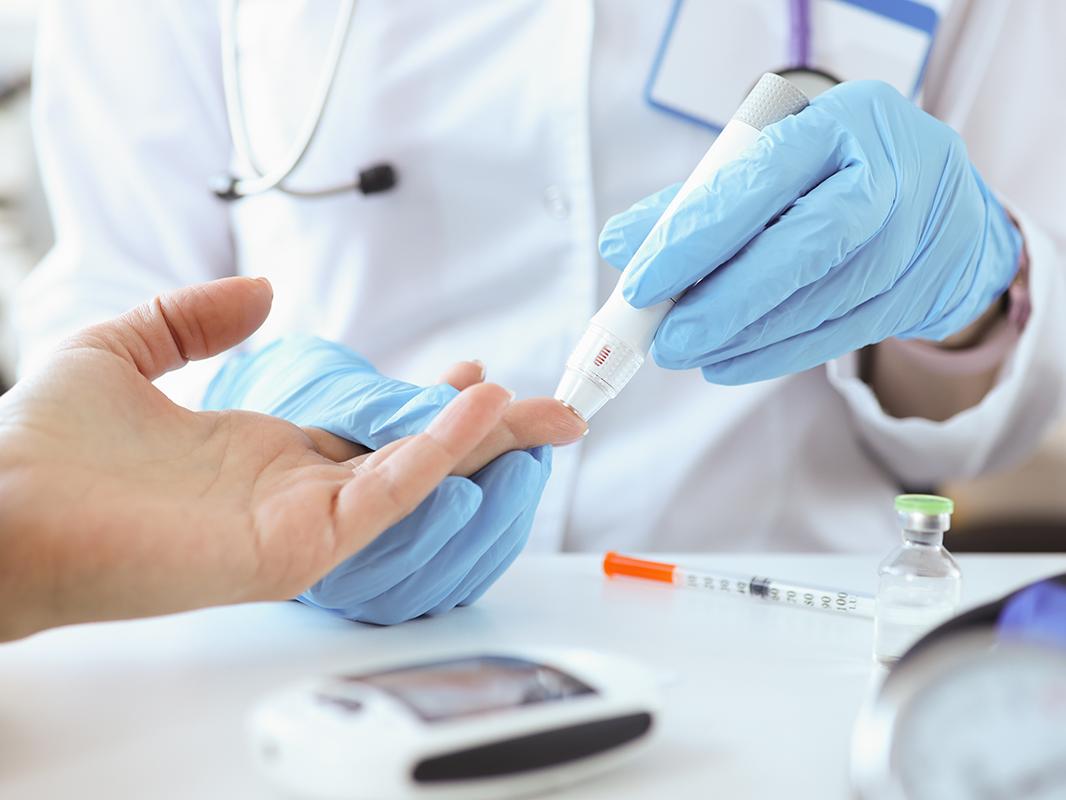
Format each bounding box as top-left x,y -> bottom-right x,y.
542,185 -> 571,220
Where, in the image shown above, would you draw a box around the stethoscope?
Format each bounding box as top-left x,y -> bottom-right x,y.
211,0 -> 396,201
211,0 -> 836,201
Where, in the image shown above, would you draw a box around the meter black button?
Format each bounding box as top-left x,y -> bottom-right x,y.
412,712 -> 653,782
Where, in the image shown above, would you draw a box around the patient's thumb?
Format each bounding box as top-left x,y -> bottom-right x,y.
75,277 -> 274,381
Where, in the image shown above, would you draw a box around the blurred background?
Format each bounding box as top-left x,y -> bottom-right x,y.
0,1 -> 50,397
0,2 -> 1062,549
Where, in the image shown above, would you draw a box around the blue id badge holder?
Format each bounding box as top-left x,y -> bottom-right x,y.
647,0 -> 944,132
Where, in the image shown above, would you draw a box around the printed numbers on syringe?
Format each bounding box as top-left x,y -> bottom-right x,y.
679,572 -> 863,615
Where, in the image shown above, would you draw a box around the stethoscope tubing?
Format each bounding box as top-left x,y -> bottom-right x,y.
218,0 -> 358,198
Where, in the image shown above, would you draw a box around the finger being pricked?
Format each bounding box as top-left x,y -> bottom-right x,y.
300,360 -> 487,465
452,397 -> 586,477
350,396 -> 586,478
331,383 -> 513,557
437,363 -> 588,475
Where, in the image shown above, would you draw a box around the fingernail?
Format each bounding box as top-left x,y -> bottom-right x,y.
506,389 -> 517,402
254,276 -> 273,294
558,425 -> 590,446
471,359 -> 486,380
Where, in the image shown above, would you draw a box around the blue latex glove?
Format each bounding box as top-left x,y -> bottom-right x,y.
599,80 -> 1023,384
204,335 -> 551,625
997,579 -> 1066,650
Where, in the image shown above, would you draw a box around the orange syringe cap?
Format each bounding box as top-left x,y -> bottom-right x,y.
602,552 -> 677,584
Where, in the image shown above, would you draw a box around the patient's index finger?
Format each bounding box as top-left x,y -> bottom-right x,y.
331,383 -> 511,551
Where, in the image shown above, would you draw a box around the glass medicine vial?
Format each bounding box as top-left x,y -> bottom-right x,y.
874,495 -> 962,664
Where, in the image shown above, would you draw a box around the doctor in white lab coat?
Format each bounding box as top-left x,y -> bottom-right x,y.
17,1 -> 1066,569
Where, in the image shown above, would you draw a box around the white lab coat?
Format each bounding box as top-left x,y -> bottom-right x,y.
18,0 -> 1066,553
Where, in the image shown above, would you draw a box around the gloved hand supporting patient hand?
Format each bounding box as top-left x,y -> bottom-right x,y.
599,80 -> 1022,384
204,336 -> 585,625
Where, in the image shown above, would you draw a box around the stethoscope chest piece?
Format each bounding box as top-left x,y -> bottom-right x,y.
211,163 -> 397,202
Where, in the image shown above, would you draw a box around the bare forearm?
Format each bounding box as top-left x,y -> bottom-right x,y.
866,218 -> 1029,422
865,300 -> 1008,421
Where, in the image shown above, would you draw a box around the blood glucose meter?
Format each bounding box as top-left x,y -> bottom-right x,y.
249,649 -> 661,799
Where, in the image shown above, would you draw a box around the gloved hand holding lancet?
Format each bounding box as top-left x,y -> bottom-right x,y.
555,73 -> 809,421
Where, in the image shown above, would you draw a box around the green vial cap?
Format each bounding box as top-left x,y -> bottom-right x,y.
895,494 -> 954,517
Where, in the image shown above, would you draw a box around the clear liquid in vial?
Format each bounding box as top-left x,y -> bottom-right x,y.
874,574 -> 960,664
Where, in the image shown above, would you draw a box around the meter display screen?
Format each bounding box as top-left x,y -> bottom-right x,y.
348,656 -> 596,723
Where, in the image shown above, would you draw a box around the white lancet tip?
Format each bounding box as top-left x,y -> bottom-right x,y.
554,368 -> 612,422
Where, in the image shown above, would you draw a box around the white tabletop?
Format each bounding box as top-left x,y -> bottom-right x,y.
3,552 -> 1065,799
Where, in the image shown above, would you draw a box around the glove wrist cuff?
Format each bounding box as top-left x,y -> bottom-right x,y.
886,210 -> 1030,377
891,264 -> 1028,381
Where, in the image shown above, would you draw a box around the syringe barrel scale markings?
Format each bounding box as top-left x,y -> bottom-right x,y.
603,552 -> 875,619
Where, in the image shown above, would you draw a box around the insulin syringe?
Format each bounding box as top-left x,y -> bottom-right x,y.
555,73 -> 809,421
604,552 -> 875,619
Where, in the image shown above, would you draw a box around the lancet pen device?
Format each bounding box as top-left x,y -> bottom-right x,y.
555,73 -> 809,421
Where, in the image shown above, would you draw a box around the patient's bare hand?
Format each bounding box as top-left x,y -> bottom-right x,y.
0,279 -> 513,640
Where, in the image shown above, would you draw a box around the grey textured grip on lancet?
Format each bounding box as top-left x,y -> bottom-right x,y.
732,73 -> 809,131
